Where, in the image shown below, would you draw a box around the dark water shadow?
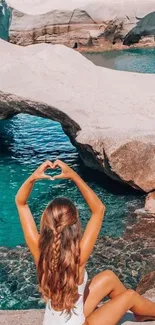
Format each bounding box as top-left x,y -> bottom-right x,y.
77,156 -> 143,197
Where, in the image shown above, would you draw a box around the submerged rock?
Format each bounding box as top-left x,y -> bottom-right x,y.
1,39 -> 155,191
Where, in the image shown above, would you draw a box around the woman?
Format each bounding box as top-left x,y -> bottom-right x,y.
16,159 -> 155,325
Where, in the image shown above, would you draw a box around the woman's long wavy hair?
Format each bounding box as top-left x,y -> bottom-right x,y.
37,197 -> 82,313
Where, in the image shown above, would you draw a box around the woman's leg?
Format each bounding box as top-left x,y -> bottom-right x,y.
84,270 -> 127,317
86,289 -> 155,325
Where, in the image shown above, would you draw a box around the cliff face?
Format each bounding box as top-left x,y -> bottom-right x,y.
8,8 -> 99,47
1,39 -> 155,192
5,0 -> 155,49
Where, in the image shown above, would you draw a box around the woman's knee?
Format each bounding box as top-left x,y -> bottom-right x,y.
101,270 -> 117,281
125,289 -> 136,300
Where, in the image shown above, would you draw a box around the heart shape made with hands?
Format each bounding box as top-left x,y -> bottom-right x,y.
45,165 -> 62,179
40,159 -> 69,180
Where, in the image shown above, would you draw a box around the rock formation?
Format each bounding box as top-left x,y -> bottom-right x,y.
1,39 -> 155,191
3,0 -> 155,49
124,12 -> 155,46
8,8 -> 99,47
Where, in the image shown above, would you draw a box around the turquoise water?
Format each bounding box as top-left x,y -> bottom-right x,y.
0,114 -> 143,248
0,0 -> 11,40
84,47 -> 155,73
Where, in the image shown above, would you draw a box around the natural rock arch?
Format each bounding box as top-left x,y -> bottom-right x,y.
1,40 -> 155,192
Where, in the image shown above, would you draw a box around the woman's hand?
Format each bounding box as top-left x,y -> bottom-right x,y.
52,160 -> 76,180
31,160 -> 54,181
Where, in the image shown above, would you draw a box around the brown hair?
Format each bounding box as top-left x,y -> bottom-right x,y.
37,197 -> 82,313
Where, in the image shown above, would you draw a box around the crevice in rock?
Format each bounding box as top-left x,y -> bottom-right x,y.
67,9 -> 75,33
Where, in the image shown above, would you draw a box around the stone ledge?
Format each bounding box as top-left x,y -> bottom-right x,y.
1,309 -> 155,325
0,310 -> 44,325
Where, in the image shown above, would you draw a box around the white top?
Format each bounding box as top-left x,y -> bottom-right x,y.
43,270 -> 88,325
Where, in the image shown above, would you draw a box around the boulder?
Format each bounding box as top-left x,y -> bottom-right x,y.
2,0 -> 155,48
124,12 -> 155,45
1,39 -> 155,191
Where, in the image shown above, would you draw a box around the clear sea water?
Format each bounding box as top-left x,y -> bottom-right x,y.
84,47 -> 155,73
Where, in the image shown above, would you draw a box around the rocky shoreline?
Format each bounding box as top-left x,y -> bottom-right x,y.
78,40 -> 155,53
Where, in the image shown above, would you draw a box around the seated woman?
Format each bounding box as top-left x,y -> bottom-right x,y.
15,159 -> 155,325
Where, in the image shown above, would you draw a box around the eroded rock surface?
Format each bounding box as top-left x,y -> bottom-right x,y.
4,0 -> 155,49
1,39 -> 155,191
8,8 -> 99,47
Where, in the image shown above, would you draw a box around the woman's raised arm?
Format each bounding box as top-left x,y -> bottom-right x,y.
72,172 -> 105,266
52,160 -> 106,267
15,160 -> 53,264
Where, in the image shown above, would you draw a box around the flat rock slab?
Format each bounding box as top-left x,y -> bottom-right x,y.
1,289 -> 155,325
1,309 -> 155,325
0,310 -> 44,325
